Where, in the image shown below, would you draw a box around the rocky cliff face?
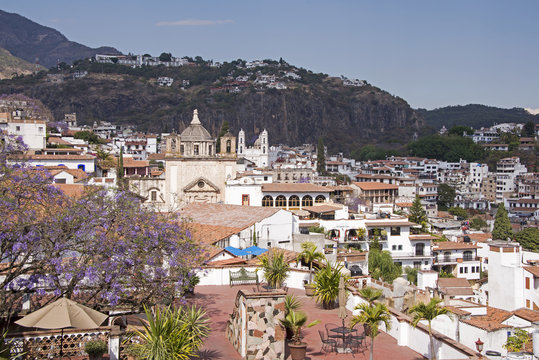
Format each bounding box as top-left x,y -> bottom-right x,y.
0,71 -> 421,153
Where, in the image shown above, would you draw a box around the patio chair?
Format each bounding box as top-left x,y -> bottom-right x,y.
325,323 -> 341,340
349,328 -> 365,346
344,334 -> 362,355
318,330 -> 337,353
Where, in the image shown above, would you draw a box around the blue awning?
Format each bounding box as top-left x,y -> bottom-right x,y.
224,246 -> 248,256
243,246 -> 268,256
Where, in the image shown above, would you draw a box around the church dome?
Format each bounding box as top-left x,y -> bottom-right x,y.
253,136 -> 261,147
180,110 -> 213,141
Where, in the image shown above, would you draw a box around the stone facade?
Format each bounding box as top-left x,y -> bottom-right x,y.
226,289 -> 286,360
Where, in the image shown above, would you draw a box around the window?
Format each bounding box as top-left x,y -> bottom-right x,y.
55,178 -> 66,184
264,176 -> 268,181
413,261 -> 421,269
390,227 -> 400,236
398,245 -> 403,250
463,251 -> 473,261
194,145 -> 199,155
151,191 -> 157,201
262,195 -> 273,207
302,195 -> 313,207
392,245 -> 397,250
242,194 -> 250,206
39,127 -> 43,133
424,261 -> 429,265
16,126 -> 20,131
476,266 -> 480,273
471,267 -> 475,273
460,267 -> 464,274
208,145 -> 212,155
77,164 -> 85,171
464,267 -> 468,273
226,140 -> 231,153
180,145 -> 184,155
197,181 -> 205,188
315,195 -> 326,204
275,195 -> 287,208
526,277 -> 530,290
288,195 -> 300,209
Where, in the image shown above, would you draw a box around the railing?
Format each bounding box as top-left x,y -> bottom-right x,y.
433,255 -> 480,264
392,251 -> 432,258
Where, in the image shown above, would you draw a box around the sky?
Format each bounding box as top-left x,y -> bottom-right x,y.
2,0 -> 539,110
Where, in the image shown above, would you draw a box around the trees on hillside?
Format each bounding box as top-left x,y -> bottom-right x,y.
407,134 -> 484,162
492,203 -> 513,241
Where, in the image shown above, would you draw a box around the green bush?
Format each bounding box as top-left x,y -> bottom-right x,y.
84,339 -> 108,356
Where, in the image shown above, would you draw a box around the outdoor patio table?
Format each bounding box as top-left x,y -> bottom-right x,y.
330,326 -> 353,352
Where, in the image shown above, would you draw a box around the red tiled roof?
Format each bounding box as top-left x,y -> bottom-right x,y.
433,242 -> 479,251
302,204 -> 342,214
512,308 -> 539,322
524,266 -> 539,278
456,233 -> 492,243
462,307 -> 512,331
180,203 -> 280,230
52,184 -> 86,198
409,234 -> 439,241
123,158 -> 149,167
438,277 -> 471,288
262,183 -> 330,193
353,182 -> 398,190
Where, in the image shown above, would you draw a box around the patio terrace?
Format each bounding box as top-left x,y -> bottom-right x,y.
187,285 -> 426,360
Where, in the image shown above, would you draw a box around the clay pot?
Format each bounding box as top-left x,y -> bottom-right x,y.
288,342 -> 308,360
304,283 -> 315,296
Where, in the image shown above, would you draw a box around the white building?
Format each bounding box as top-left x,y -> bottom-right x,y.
496,157 -> 527,203
488,242 -> 539,311
0,112 -> 46,150
237,129 -> 270,168
432,242 -> 481,280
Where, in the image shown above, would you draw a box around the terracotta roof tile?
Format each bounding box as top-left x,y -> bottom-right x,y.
524,266 -> 539,278
186,223 -> 242,245
353,182 -> 398,190
457,233 -> 492,243
180,203 -> 280,230
261,183 -> 330,193
438,278 -> 471,288
303,204 -> 342,214
512,308 -> 539,322
433,242 -> 479,251
123,158 -> 149,167
462,307 -> 512,331
52,184 -> 86,198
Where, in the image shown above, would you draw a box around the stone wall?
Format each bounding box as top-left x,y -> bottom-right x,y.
226,289 -> 286,360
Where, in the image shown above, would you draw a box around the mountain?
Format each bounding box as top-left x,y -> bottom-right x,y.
0,10 -> 121,68
0,47 -> 45,79
418,104 -> 538,130
0,59 -> 422,154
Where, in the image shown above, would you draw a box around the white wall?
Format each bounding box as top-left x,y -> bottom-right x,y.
196,266 -> 309,289
7,120 -> 46,150
28,158 -> 96,173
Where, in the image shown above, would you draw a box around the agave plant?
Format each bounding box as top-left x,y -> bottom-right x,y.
257,250 -> 290,288
313,263 -> 348,309
129,305 -> 209,360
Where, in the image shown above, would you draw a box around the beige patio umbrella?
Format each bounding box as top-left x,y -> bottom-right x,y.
338,276 -> 348,344
15,297 -> 108,357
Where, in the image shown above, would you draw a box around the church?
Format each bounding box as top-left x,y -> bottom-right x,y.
163,110 -> 237,208
237,128 -> 269,168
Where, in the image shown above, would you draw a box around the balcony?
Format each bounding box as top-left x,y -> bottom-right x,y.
392,251 -> 433,259
433,255 -> 480,264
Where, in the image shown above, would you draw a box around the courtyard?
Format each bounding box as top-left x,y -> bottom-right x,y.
187,285 -> 426,360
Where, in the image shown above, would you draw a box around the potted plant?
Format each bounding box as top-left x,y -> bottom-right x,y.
283,295 -> 302,340
84,339 -> 108,360
257,250 -> 290,289
280,311 -> 319,360
297,242 -> 325,296
314,263 -> 348,309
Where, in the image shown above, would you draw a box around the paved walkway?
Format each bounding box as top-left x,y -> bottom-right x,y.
188,285 -> 426,360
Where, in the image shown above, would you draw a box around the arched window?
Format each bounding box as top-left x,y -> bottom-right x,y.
289,195 -> 300,209
315,195 -> 326,204
226,140 -> 231,153
302,195 -> 313,207
275,195 -> 287,208
262,195 -> 274,207
463,251 -> 473,261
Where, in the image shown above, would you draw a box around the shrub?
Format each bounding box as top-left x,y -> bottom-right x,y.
84,339 -> 108,357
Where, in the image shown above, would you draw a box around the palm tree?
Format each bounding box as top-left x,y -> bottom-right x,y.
296,241 -> 325,283
350,302 -> 391,360
358,287 -> 383,305
409,298 -> 452,360
257,250 -> 290,288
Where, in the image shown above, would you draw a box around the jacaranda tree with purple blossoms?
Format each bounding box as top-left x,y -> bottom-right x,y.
0,137 -> 202,326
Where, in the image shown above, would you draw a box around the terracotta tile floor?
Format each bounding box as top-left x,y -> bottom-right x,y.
187,285 -> 426,360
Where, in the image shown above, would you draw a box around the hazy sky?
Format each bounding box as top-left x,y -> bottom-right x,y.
2,0 -> 539,110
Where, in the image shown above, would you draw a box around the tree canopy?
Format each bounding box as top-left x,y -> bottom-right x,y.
316,137 -> 326,175
368,242 -> 402,283
409,195 -> 427,225
492,203 -> 513,241
407,134 -> 484,162
514,227 -> 539,251
0,141 -> 201,321
437,183 -> 456,211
